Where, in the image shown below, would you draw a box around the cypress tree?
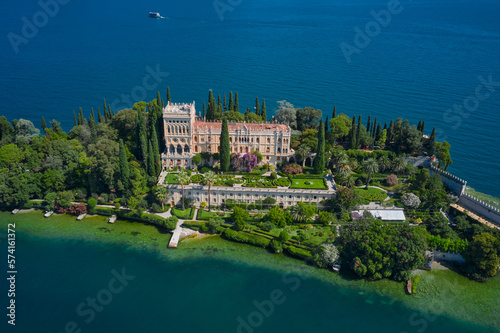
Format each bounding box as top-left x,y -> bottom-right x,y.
229,92 -> 234,111
207,91 -> 215,120
386,119 -> 394,147
325,116 -> 329,132
428,127 -> 436,156
223,93 -> 227,111
313,119 -> 325,174
157,91 -> 162,106
220,116 -> 230,171
150,125 -> 161,175
261,99 -> 267,121
234,92 -> 239,113
137,112 -> 148,164
375,123 -> 382,143
41,117 -> 47,130
383,121 -> 387,131
202,102 -> 206,120
332,106 -> 336,119
147,140 -> 155,177
367,115 -> 371,133
349,115 -> 356,149
118,139 -> 130,192
78,107 -> 84,126
355,115 -> 362,148
103,99 -> 108,121
218,94 -> 222,110
255,97 -> 260,116
73,110 -> 77,126
89,116 -> 97,143
421,121 -> 425,134
167,87 -> 171,103
371,117 -> 377,137
90,108 -> 96,125
245,108 -> 251,116
97,107 -> 104,123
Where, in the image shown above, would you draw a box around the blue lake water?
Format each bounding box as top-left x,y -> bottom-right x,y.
1,0 -> 499,196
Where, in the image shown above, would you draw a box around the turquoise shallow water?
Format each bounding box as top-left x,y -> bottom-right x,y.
1,212 -> 499,333
0,0 -> 499,196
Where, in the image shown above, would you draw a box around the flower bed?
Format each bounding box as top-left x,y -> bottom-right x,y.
243,176 -> 276,188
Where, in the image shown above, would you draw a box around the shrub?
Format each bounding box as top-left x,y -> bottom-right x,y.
284,245 -> 312,260
355,178 -> 364,186
151,203 -> 162,213
270,239 -> 283,253
386,174 -> 399,187
282,163 -> 303,175
201,167 -> 211,174
109,193 -> 117,202
190,174 -> 204,183
270,172 -> 277,179
222,229 -> 270,248
260,221 -> 274,232
274,178 -> 290,187
401,193 -> 421,208
99,193 -> 109,204
87,198 -> 97,212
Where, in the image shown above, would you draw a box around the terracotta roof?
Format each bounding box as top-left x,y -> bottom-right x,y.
193,121 -> 290,133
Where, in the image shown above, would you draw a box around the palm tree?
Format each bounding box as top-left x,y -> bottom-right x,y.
391,157 -> 406,175
349,158 -> 358,171
345,176 -> 356,189
331,151 -> 348,169
204,171 -> 217,211
296,145 -> 311,168
177,171 -> 190,210
290,204 -> 304,222
362,158 -> 379,189
378,155 -> 391,172
154,186 -> 169,210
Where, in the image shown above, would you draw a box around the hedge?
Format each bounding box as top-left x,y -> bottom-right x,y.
182,221 -> 206,231
274,178 -> 291,187
222,229 -> 271,248
283,245 -> 312,260
171,207 -> 196,219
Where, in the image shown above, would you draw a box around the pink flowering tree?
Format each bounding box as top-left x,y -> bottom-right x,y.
231,153 -> 258,172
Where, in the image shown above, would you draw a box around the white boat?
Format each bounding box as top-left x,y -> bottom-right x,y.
332,264 -> 341,272
108,215 -> 117,224
149,12 -> 161,18
77,213 -> 87,220
11,209 -> 20,214
44,211 -> 54,218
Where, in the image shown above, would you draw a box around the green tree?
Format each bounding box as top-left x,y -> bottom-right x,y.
220,117 -> 231,171
167,87 -> 171,103
362,158 -> 379,189
348,115 -> 356,149
177,171 -> 190,211
355,115 -> 362,149
332,105 -> 336,119
436,141 -> 452,170
234,92 -> 239,112
255,97 -> 260,116
296,107 -> 322,131
466,233 -> 500,278
329,116 -> 350,144
232,206 -> 249,231
313,119 -> 325,174
279,230 -> 290,243
264,206 -> 291,227
150,125 -> 161,174
428,127 -> 436,156
192,153 -> 202,166
147,140 -> 155,177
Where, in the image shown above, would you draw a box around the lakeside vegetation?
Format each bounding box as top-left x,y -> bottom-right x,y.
0,89 -> 499,286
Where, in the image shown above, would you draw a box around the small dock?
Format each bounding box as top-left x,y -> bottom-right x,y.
44,211 -> 54,218
11,209 -> 20,214
77,213 -> 87,220
108,215 -> 117,224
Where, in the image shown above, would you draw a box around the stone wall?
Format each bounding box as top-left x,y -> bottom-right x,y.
429,165 -> 467,196
458,193 -> 500,225
433,250 -> 465,264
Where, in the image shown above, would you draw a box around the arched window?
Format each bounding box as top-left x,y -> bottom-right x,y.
266,147 -> 270,153
240,147 -> 243,153
169,144 -> 175,154
194,146 -> 198,152
245,147 -> 249,153
229,137 -> 232,143
267,138 -> 270,144
184,145 -> 190,153
194,135 -> 198,142
177,145 -> 182,154
277,148 -> 281,153
256,138 -> 260,144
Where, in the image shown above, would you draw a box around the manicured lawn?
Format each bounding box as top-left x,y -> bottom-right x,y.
171,207 -> 196,219
197,209 -> 230,221
165,173 -> 188,185
289,178 -> 327,190
354,187 -> 388,202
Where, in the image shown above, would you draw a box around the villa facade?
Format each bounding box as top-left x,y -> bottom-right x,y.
161,101 -> 294,169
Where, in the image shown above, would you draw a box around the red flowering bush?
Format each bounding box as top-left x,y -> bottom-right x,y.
282,163 -> 303,175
